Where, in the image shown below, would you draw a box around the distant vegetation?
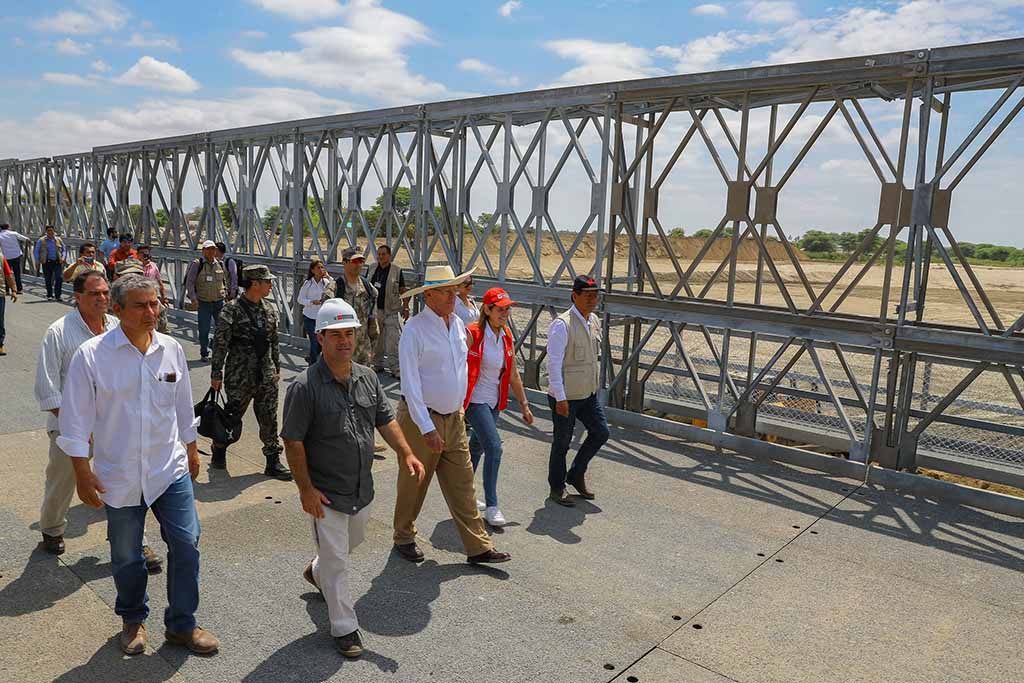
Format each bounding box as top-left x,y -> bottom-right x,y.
796,228 -> 1024,267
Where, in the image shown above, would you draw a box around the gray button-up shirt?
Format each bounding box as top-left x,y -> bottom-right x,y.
280,360 -> 395,514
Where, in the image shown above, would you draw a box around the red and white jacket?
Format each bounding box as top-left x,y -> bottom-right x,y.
464,321 -> 514,411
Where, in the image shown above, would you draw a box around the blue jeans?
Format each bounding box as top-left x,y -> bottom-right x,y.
105,474 -> 201,631
547,393 -> 610,491
43,261 -> 62,299
197,299 -> 223,357
466,403 -> 503,508
303,315 -> 320,363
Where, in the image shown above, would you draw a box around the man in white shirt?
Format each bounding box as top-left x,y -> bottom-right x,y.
59,274 -> 220,657
0,223 -> 28,293
392,265 -> 510,565
545,275 -> 610,506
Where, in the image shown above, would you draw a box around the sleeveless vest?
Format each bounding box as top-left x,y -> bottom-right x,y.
557,308 -> 600,400
195,259 -> 227,302
464,322 -> 514,410
370,263 -> 403,314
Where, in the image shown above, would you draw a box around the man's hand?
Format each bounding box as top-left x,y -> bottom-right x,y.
423,430 -> 444,453
521,405 -> 534,425
76,469 -> 106,509
555,400 -> 569,417
9,291 -> 16,303
299,485 -> 331,519
273,372 -> 280,382
404,454 -> 426,482
190,300 -> 198,312
210,378 -> 223,391
187,442 -> 200,480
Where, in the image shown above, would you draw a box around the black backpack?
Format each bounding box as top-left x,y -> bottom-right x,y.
193,389 -> 243,445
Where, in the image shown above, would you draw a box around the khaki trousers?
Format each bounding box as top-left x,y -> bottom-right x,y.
393,401 -> 492,556
40,431 -> 78,537
372,310 -> 402,372
312,504 -> 370,637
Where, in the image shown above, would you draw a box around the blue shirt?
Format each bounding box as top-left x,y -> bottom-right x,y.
46,239 -> 57,261
99,238 -> 119,261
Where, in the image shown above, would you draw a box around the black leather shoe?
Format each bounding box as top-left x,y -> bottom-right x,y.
566,473 -> 596,500
468,548 -> 512,564
41,533 -> 65,555
210,445 -> 226,469
393,542 -> 424,562
264,459 -> 292,481
549,488 -> 575,507
335,630 -> 363,658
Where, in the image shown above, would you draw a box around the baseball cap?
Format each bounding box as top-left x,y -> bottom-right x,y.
199,239 -> 217,250
483,287 -> 516,307
571,275 -> 602,293
115,258 -> 145,276
342,246 -> 365,262
316,298 -> 362,332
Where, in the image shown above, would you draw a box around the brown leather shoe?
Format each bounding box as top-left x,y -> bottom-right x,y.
142,545 -> 162,574
303,560 -> 322,596
41,533 -> 65,555
549,488 -> 576,507
393,542 -> 424,562
120,623 -> 146,655
566,473 -> 595,500
468,548 -> 512,564
165,626 -> 220,655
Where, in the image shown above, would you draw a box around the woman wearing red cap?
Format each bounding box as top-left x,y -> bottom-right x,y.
463,287 -> 533,526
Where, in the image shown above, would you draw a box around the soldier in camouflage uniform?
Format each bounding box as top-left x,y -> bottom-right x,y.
324,247 -> 378,366
210,264 -> 292,481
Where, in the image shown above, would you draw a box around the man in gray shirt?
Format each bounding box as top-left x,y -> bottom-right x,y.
281,298 -> 424,659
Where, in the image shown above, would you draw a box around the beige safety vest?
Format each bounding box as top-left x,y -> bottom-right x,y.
558,308 -> 600,400
370,263 -> 403,314
194,259 -> 227,302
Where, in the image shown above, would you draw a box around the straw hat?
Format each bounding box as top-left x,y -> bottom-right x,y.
401,265 -> 476,299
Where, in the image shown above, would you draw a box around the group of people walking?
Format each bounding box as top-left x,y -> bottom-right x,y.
22,236 -> 611,660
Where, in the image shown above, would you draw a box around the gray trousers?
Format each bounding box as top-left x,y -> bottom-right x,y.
372,310 -> 402,371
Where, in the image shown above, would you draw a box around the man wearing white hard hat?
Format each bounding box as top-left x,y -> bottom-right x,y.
184,239 -> 227,361
392,265 -> 511,565
281,298 -> 425,658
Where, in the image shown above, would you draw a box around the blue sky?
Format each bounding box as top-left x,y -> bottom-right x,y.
2,1 -> 1024,244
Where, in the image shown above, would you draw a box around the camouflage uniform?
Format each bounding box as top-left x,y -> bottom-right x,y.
211,295 -> 282,460
324,276 -> 378,365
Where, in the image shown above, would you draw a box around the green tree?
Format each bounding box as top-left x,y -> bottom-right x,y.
155,208 -> 169,228
798,230 -> 837,254
669,227 -> 685,237
693,228 -> 714,239
263,205 -> 281,233
219,202 -> 235,230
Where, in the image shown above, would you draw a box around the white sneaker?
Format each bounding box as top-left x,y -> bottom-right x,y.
476,499 -> 486,511
484,507 -> 508,527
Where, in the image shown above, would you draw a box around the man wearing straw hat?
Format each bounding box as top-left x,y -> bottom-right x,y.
392,265 -> 511,565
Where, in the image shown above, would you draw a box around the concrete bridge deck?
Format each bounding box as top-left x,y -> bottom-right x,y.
1,283 -> 1021,683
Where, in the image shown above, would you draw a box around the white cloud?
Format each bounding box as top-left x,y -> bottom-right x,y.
247,0 -> 343,21
692,3 -> 727,17
543,39 -> 664,88
33,0 -> 129,35
499,1 -> 522,18
126,33 -> 180,51
656,30 -> 769,74
241,30 -> 268,39
43,72 -> 98,87
0,87 -> 353,159
91,59 -> 111,72
767,1 -> 1017,64
55,38 -> 92,56
747,1 -> 800,24
113,56 -> 200,93
458,58 -> 521,88
232,0 -> 447,105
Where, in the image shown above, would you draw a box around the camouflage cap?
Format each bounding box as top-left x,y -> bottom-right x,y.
115,258 -> 145,277
342,246 -> 365,262
242,264 -> 277,281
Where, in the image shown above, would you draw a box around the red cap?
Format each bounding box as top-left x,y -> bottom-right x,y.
483,287 -> 516,307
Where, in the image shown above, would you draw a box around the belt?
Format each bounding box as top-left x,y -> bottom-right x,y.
399,397 -> 460,418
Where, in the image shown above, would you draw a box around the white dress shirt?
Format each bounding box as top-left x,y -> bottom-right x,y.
34,309 -> 119,432
58,327 -> 199,508
546,305 -> 599,402
454,296 -> 478,328
297,276 -> 333,320
470,325 -> 506,408
400,306 -> 469,434
0,229 -> 26,259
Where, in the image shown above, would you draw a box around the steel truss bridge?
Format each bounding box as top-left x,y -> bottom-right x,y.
3,39 -> 1024,491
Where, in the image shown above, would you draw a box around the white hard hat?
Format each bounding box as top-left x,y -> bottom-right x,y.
199,239 -> 217,250
316,298 -> 361,332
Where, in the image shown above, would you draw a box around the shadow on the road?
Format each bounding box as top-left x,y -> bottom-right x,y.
242,593 -> 399,682
0,552 -> 105,617
54,634 -> 181,683
28,502 -> 106,541
525,497 -> 602,545
355,552 -> 508,638
193,471 -> 268,504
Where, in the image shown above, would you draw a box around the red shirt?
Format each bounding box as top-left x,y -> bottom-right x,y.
464,321 -> 514,411
2,256 -> 11,279
108,248 -> 138,269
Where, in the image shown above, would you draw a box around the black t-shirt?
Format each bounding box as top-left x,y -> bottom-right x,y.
371,264 -> 405,309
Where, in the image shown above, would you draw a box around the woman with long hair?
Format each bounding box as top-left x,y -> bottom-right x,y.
454,275 -> 478,327
296,258 -> 334,364
464,287 -> 533,526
